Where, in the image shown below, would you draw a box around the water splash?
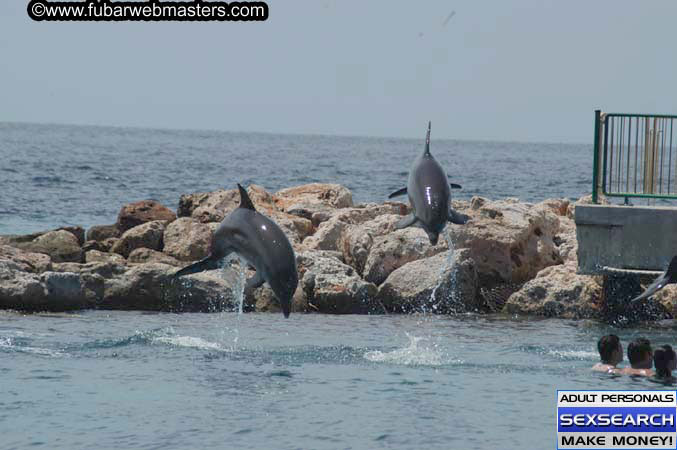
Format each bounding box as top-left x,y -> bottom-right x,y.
223,254 -> 247,315
429,229 -> 458,312
0,336 -> 66,357
153,335 -> 225,351
363,333 -> 449,366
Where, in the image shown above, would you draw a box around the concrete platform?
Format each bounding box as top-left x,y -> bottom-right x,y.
576,204 -> 677,274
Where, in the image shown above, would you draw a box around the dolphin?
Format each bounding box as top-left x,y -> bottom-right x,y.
388,122 -> 469,245
174,184 -> 298,317
631,256 -> 677,303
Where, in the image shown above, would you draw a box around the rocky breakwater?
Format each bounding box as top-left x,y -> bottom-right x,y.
3,184 -> 667,319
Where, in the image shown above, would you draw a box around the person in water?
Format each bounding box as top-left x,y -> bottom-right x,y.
620,338 -> 654,377
592,334 -> 623,372
650,345 -> 677,383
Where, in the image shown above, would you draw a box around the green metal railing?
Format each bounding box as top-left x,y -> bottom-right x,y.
592,110 -> 677,203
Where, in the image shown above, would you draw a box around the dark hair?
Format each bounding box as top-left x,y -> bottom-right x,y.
597,334 -> 620,363
627,338 -> 652,366
654,345 -> 676,378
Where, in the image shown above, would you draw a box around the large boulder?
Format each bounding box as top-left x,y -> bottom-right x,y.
376,249 -> 479,313
0,260 -> 48,310
361,226 -> 448,285
0,260 -> 97,311
340,214 -> 403,274
102,263 -> 239,312
14,230 -> 83,263
85,250 -> 126,265
117,200 -> 176,233
163,218 -> 214,262
297,251 -> 378,314
503,263 -> 602,319
86,224 -> 120,242
451,199 -> 562,285
178,185 -> 311,243
128,248 -> 183,267
0,245 -> 52,273
273,183 -> 353,221
111,221 -> 165,258
247,284 -> 307,314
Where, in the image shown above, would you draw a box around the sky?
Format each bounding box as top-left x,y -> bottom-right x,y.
1,0 -> 676,143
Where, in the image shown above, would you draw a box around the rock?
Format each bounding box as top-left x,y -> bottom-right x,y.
470,196 -> 487,210
102,263 -> 239,312
180,189 -> 240,222
339,214 -> 403,274
248,284 -> 307,314
128,248 -> 183,267
85,250 -> 126,265
273,183 -> 353,220
297,251 -> 378,314
569,194 -> 609,219
117,200 -> 176,233
503,263 -> 602,319
51,261 -> 127,279
0,245 -> 52,273
538,198 -> 570,217
361,226 -> 448,285
41,272 -> 93,309
86,224 -> 120,242
0,260 -> 48,310
163,218 -> 213,262
0,260 -> 97,311
451,200 -> 562,284
301,216 -> 346,251
376,249 -> 479,313
111,221 -> 165,258
178,186 -> 311,243
14,230 -> 83,263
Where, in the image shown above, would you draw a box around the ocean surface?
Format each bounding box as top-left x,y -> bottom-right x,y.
0,122 -> 636,450
0,122 -> 592,235
4,311 -> 677,450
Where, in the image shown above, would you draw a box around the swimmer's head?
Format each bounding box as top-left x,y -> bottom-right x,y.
598,334 -> 622,366
653,345 -> 677,378
628,337 -> 653,369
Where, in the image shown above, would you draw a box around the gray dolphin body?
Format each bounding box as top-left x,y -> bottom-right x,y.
174,184 -> 298,317
388,122 -> 469,245
631,256 -> 677,303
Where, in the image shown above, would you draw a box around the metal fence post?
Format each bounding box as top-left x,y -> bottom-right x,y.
592,109 -> 601,204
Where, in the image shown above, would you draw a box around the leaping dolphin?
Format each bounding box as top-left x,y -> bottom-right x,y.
631,256 -> 677,303
174,184 -> 298,318
388,122 -> 469,245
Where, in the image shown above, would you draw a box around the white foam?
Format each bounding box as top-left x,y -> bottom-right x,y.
153,335 -> 224,351
364,334 -> 448,366
548,349 -> 598,360
0,336 -> 65,357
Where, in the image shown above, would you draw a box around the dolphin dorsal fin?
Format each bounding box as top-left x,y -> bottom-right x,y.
423,121 -> 432,156
237,184 -> 257,211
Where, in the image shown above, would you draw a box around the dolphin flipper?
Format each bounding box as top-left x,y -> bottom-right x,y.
448,208 -> 469,225
174,254 -> 222,278
395,214 -> 418,230
450,183 -> 462,189
388,187 -> 408,199
245,271 -> 265,290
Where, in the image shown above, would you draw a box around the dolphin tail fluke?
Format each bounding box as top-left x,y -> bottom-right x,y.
388,187 -> 408,199
666,255 -> 677,279
237,184 -> 257,211
394,213 -> 418,230
448,208 -> 469,225
174,255 -> 221,278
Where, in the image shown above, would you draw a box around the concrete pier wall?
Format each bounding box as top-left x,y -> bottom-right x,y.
576,204 -> 677,274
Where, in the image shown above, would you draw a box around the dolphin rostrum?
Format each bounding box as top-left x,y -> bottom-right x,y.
174,184 -> 298,317
631,256 -> 677,303
388,122 -> 469,245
